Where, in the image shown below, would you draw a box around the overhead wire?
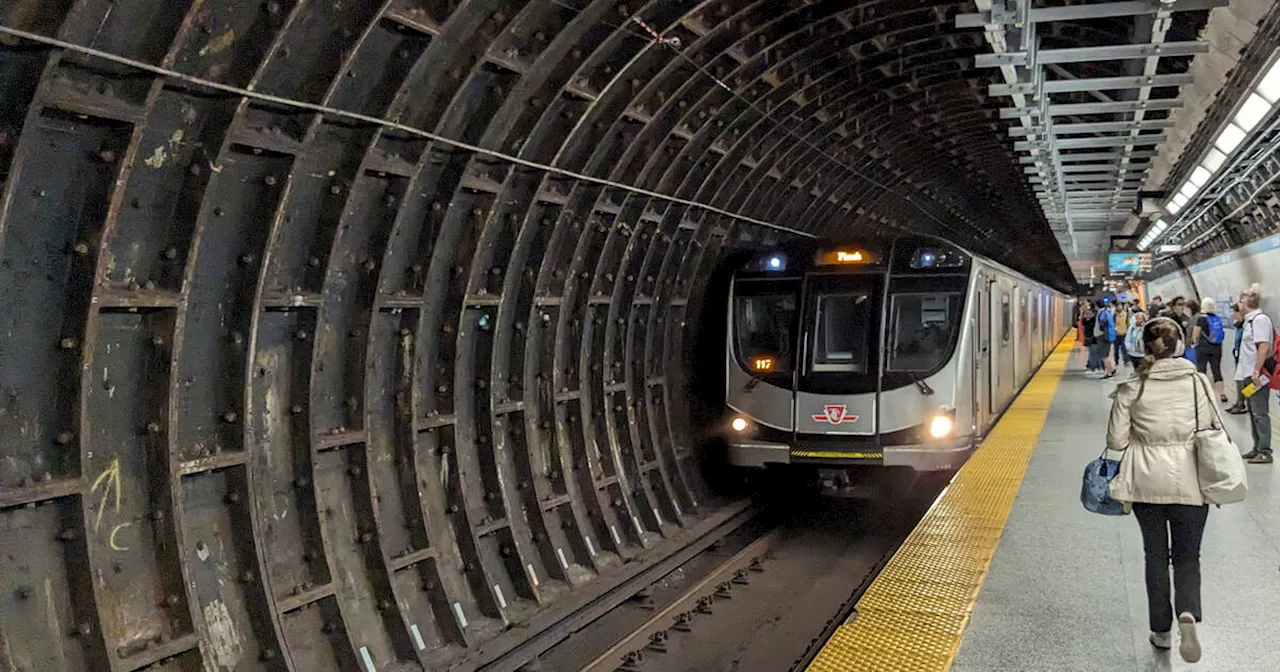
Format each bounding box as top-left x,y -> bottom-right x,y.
0,24 -> 814,239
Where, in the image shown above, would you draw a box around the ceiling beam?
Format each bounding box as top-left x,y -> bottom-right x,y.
974,41 -> 1210,67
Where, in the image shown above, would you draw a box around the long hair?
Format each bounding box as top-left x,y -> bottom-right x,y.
1136,317 -> 1182,401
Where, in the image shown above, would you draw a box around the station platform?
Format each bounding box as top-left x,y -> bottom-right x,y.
808,337 -> 1280,671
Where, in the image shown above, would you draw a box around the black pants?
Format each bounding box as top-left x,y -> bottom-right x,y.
1133,503 -> 1209,632
1195,347 -> 1223,382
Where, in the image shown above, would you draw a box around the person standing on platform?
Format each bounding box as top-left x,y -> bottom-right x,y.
1236,289 -> 1273,464
1126,311 -> 1148,368
1106,317 -> 1216,663
1094,298 -> 1117,379
1082,302 -> 1100,372
1114,300 -> 1131,367
1226,302 -> 1247,414
1191,297 -> 1228,404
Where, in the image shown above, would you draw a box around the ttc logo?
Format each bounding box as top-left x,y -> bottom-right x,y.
812,405 -> 858,424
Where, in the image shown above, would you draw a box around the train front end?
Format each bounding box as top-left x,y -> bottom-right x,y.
723,236 -> 975,475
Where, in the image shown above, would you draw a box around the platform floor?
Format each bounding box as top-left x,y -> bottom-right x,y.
953,346 -> 1280,671
809,340 -> 1280,671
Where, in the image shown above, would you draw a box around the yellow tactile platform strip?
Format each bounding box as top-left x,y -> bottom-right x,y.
807,338 -> 1073,672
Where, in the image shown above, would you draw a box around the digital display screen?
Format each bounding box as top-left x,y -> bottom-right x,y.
1108,252 -> 1141,273
815,247 -> 878,266
752,356 -> 774,372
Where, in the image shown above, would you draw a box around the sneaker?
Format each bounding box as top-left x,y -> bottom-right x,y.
1227,405 -> 1249,415
1150,630 -> 1172,649
1243,450 -> 1259,460
1247,452 -> 1274,464
1178,612 -> 1201,663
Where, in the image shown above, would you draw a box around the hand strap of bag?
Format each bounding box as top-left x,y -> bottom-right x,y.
1191,373 -> 1220,432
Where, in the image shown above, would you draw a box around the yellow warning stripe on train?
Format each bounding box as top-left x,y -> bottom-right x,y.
807,337 -> 1073,672
791,450 -> 883,459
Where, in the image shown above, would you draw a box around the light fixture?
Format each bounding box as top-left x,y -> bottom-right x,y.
1171,192 -> 1189,208
1258,58 -> 1280,104
731,417 -> 749,432
768,256 -> 782,269
1202,148 -> 1228,173
1166,200 -> 1183,215
1177,182 -> 1198,200
1233,92 -> 1271,132
1188,166 -> 1212,188
1214,123 -> 1247,154
929,415 -> 953,439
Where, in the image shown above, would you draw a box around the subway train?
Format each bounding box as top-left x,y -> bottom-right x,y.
719,234 -> 1073,484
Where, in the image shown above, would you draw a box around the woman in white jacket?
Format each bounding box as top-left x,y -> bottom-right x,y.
1107,317 -> 1221,663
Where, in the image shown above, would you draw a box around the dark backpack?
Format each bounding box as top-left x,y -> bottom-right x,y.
1205,313 -> 1224,344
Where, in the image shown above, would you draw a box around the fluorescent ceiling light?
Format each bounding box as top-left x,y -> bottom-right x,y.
1153,219 -> 1168,233
1202,148 -> 1228,172
1171,192 -> 1189,207
1214,123 -> 1247,154
1166,200 -> 1183,215
1233,93 -> 1271,132
1258,58 -> 1280,104
1178,182 -> 1199,200
1188,166 -> 1212,188
1138,240 -> 1150,252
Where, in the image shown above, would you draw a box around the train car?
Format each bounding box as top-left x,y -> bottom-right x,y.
722,234 -> 1073,483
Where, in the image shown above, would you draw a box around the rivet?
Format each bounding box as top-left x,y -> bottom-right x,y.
146,421 -> 161,434
226,491 -> 241,504
55,431 -> 74,445
60,337 -> 77,349
222,411 -> 238,423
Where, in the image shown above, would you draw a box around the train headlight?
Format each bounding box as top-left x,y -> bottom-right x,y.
731,417 -> 749,432
929,415 -> 953,439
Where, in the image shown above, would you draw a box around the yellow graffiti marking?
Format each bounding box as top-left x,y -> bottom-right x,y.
108,522 -> 132,551
90,459 -> 122,535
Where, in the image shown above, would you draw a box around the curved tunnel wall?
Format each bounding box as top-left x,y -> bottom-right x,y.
0,1 -> 1071,670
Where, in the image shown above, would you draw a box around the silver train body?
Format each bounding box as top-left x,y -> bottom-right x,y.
724,235 -> 1073,472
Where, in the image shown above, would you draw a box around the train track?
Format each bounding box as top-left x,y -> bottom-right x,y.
508,478 -> 943,672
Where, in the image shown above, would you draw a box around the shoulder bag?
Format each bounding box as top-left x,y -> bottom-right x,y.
1193,375 -> 1248,504
1081,445 -> 1127,516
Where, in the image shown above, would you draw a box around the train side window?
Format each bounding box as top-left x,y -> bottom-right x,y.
1001,292 -> 1011,344
887,292 -> 963,372
812,292 -> 872,373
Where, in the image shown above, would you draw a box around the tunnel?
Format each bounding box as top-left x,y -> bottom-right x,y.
3,1 -> 1278,671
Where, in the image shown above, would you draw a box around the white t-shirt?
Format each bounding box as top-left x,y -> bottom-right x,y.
1235,309 -> 1274,381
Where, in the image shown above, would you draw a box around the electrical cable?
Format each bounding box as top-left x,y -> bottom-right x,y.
0,24 -> 814,239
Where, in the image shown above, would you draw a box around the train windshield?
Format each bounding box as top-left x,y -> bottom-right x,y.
734,283 -> 797,373
887,292 -> 964,372
811,292 -> 874,373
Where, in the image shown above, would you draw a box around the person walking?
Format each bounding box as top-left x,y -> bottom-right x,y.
1191,297 -> 1229,403
1236,289 -> 1273,463
1106,317 -> 1218,663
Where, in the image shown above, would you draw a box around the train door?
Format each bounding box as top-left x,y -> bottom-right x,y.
793,273 -> 883,439
975,273 -> 992,433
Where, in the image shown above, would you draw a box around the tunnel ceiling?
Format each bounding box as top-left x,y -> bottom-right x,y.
0,1 -> 1088,671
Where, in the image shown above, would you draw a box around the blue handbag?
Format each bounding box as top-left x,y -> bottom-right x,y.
1081,447 -> 1128,516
